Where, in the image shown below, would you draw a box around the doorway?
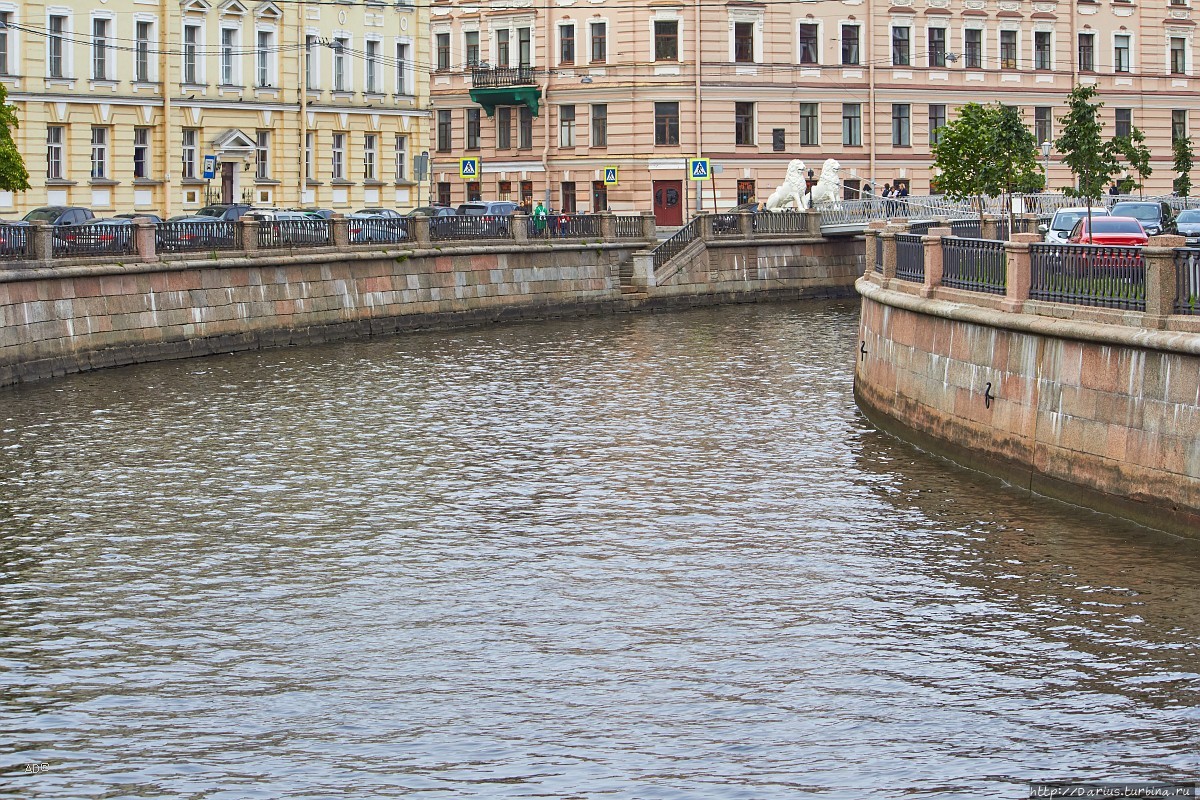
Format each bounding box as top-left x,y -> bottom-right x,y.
221,162 -> 235,204
736,179 -> 756,206
652,180 -> 683,226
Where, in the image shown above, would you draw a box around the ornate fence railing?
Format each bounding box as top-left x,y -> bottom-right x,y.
949,219 -> 982,239
1029,244 -> 1146,311
613,215 -> 643,238
432,216 -> 515,241
551,214 -> 602,238
894,233 -> 926,282
1175,248 -> 1200,315
942,237 -> 1007,295
156,220 -> 242,254
755,211 -> 807,235
348,217 -> 411,245
711,213 -> 743,237
651,217 -> 700,274
0,224 -> 30,260
52,224 -> 136,258
258,219 -> 333,249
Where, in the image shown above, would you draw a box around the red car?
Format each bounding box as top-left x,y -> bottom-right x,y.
1067,215 -> 1149,246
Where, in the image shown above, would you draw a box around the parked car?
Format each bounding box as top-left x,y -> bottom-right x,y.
248,210 -> 331,246
348,213 -> 409,243
113,212 -> 164,224
20,206 -> 96,227
157,215 -> 241,251
1108,200 -> 1175,236
407,205 -> 455,218
1067,216 -> 1149,246
1176,209 -> 1200,245
355,208 -> 403,219
53,218 -> 136,254
1040,206 -> 1109,243
194,203 -> 255,222
452,200 -> 519,237
300,208 -> 336,220
714,201 -> 761,233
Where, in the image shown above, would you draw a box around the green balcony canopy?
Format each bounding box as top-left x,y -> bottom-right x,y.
469,86 -> 542,117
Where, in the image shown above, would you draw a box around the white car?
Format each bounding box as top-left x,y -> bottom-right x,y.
1041,206 -> 1110,244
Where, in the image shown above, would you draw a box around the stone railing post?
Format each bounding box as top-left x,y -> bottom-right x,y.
880,229 -> 898,281
921,226 -> 951,295
1144,235 -> 1184,319
641,211 -> 657,242
410,215 -> 431,247
865,220 -> 887,276
599,211 -> 615,241
737,211 -> 754,238
512,213 -> 530,241
240,219 -> 260,255
30,221 -> 53,262
981,214 -> 1000,241
696,211 -> 713,242
330,214 -> 350,248
133,218 -> 156,261
1002,232 -> 1039,312
803,209 -> 822,236
632,251 -> 656,289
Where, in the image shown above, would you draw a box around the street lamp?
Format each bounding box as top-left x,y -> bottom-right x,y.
1041,140 -> 1052,187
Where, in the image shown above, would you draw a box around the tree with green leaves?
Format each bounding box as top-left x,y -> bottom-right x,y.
1173,135 -> 1193,197
1054,84 -> 1121,216
0,82 -> 29,193
931,102 -> 1043,218
1114,127 -> 1152,198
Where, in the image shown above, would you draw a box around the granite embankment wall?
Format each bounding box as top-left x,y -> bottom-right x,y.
855,231 -> 1200,538
0,234 -> 863,388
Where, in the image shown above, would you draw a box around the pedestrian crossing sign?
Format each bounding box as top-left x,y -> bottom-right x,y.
689,158 -> 711,181
459,158 -> 480,179
604,167 -> 619,186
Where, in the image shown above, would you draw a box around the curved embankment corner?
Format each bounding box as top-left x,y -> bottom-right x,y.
855,276 -> 1200,538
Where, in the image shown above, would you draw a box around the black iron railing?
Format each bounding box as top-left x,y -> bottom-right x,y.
156,220 -> 242,254
652,217 -> 699,273
711,213 -> 742,237
1029,243 -> 1146,311
52,224 -> 136,257
943,237 -> 1007,295
894,233 -> 926,282
1175,248 -> 1200,315
949,219 -> 982,239
348,217 -> 411,245
471,66 -> 537,87
907,220 -> 934,236
755,211 -> 806,235
613,215 -> 643,238
549,214 -> 602,238
0,224 -> 29,260
258,220 -> 332,249
431,215 -> 514,241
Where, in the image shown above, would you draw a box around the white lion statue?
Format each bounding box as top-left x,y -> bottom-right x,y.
764,159 -> 807,212
802,158 -> 842,211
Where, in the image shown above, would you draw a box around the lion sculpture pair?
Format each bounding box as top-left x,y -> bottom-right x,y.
763,158 -> 842,212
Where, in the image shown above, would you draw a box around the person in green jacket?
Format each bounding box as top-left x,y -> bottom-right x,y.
533,200 -> 549,237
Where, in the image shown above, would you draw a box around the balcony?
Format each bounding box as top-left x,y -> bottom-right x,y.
469,66 -> 541,116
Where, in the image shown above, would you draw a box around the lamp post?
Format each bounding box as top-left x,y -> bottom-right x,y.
1041,140 -> 1052,189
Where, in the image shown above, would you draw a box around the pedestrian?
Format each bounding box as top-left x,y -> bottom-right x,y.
882,183 -> 894,216
1109,182 -> 1121,197
533,200 -> 549,237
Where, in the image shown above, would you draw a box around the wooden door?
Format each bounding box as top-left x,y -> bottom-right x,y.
653,180 -> 683,226
221,162 -> 234,204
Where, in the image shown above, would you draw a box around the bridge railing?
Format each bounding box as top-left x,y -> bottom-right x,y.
943,237 -> 1007,295
652,217 -> 701,275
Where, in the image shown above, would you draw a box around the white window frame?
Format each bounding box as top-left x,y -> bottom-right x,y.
47,9 -> 74,80
220,24 -> 240,86
728,11 -> 762,64
394,134 -> 407,182
1112,31 -> 1134,74
796,19 -> 822,66
890,23 -> 913,67
839,21 -> 861,66
463,27 -> 480,68
363,133 -> 377,181
799,102 -> 820,147
332,132 -> 346,180
961,23 -> 986,69
90,126 -> 109,180
559,104 -> 576,147
925,24 -> 948,68
182,128 -> 197,179
1032,27 -> 1054,71
255,129 -> 270,179
46,126 -> 65,180
589,18 -> 609,64
305,30 -> 320,90
364,37 -> 382,93
134,127 -> 151,179
394,38 -> 413,94
998,26 -> 1020,70
255,25 -> 276,88
305,131 -> 315,180
0,6 -> 18,78
648,11 -> 682,63
133,15 -> 156,83
332,32 -> 351,92
90,13 -> 114,82
1167,30 -> 1193,76
182,20 -> 205,85
557,22 -> 575,65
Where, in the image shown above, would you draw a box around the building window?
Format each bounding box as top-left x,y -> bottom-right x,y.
591,22 -> 607,62
395,42 -> 409,94
306,35 -> 317,89
0,12 -> 10,76
256,30 -> 273,87
892,27 -> 910,66
559,105 -> 576,147
46,127 -> 64,180
1035,107 -> 1052,145
183,24 -> 202,84
255,130 -> 270,179
965,29 -> 982,69
437,110 -> 452,151
363,134 -> 376,181
220,28 -> 237,86
182,129 -> 197,179
1172,37 -> 1187,74
734,21 -> 755,64
365,40 -> 380,92
518,27 -> 531,67
591,104 -> 607,147
560,24 -> 574,64
1035,31 -> 1051,70
465,31 -> 479,67
49,16 -> 67,79
1173,109 -> 1188,143
1114,34 -> 1131,73
561,182 -> 577,213
135,21 -> 152,82
1115,108 -> 1132,139
654,20 -> 679,61
798,24 -> 818,64
134,127 -> 150,179
92,18 -> 110,81
892,104 -> 911,147
799,103 -> 818,146
394,135 -> 407,182
332,133 -> 345,180
735,102 -> 755,146
306,132 -> 315,180
333,38 -> 348,91
497,29 -> 510,68
519,107 -> 533,149
928,28 -> 946,68
655,102 -> 679,145
437,183 -> 451,206
497,107 -> 512,149
843,103 -> 861,146
929,104 -> 946,146
90,127 -> 108,179
436,32 -> 450,71
466,109 -> 481,149
841,25 -> 860,65
1078,33 -> 1095,72
1000,30 -> 1017,69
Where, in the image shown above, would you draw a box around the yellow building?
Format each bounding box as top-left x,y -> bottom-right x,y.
0,0 -> 429,218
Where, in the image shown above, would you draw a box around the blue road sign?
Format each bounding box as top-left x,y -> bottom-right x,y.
459,158 -> 480,179
202,155 -> 217,180
689,158 -> 711,181
604,167 -> 618,186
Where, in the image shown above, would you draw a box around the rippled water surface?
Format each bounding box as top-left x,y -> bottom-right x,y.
1,301 -> 1198,799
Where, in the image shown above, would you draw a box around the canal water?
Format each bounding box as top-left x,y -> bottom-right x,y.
1,301 -> 1197,798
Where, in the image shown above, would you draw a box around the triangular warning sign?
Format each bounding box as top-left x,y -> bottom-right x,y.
605,168 -> 617,182
691,160 -> 708,178
462,160 -> 476,176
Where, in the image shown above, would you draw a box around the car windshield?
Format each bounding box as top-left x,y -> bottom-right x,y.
1091,218 -> 1144,233
195,207 -> 226,218
23,209 -> 63,222
457,205 -> 487,216
1053,210 -> 1106,231
1111,204 -> 1160,222
1177,210 -> 1200,224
